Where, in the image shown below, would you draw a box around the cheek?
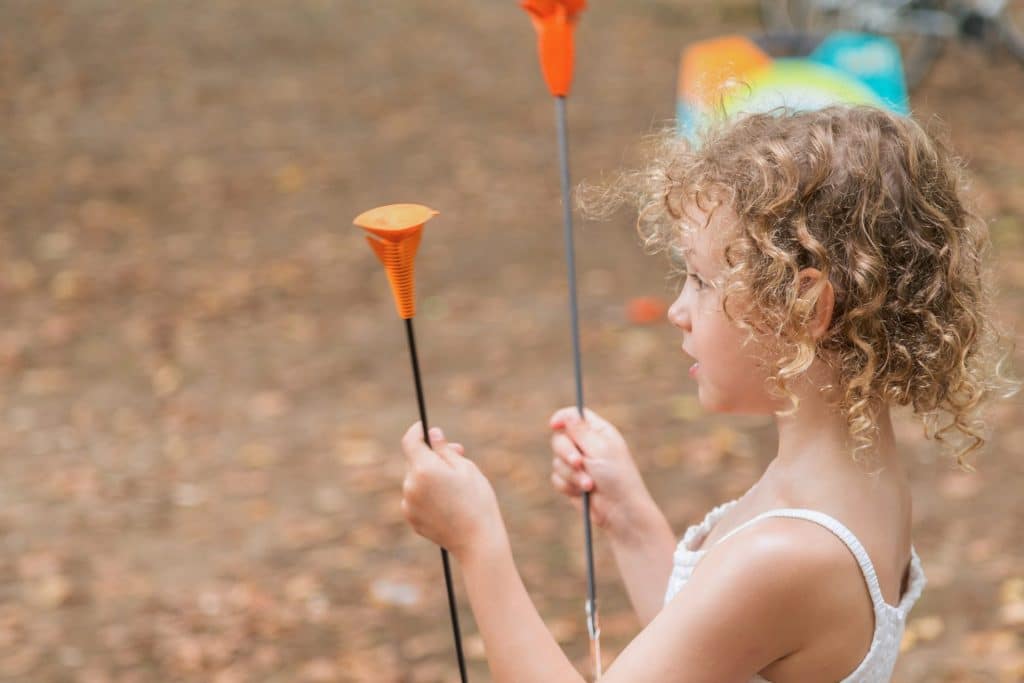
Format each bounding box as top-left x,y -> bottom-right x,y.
694,322 -> 777,411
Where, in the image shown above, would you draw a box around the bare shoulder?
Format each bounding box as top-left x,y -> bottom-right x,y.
695,517 -> 876,680
694,517 -> 860,629
703,515 -> 872,602
605,518 -> 866,683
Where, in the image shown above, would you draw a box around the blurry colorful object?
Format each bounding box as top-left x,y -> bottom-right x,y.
678,31 -> 910,141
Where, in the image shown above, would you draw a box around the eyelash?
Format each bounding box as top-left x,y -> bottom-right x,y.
687,272 -> 706,290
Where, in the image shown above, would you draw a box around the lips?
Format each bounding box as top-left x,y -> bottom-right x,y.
689,362 -> 700,377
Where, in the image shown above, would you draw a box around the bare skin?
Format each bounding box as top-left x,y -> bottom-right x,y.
401,205 -> 916,681
548,206 -> 914,679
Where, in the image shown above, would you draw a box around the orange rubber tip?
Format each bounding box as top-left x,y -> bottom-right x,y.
521,0 -> 586,97
353,204 -> 438,319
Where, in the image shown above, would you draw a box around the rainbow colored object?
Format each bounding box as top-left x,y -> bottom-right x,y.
678,32 -> 910,141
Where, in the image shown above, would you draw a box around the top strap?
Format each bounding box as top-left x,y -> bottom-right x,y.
713,508 -> 889,612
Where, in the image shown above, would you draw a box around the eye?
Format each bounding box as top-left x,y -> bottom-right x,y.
687,272 -> 706,291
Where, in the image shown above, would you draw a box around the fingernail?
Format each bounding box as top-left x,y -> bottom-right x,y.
429,427 -> 443,441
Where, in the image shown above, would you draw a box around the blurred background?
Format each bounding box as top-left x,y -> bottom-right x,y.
2,1 -> 1023,681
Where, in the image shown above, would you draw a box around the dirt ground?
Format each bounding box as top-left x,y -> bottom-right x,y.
1,1 -> 1023,681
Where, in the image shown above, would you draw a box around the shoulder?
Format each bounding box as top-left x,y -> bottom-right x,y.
693,517 -> 854,624
677,519 -> 862,664
698,517 -> 874,665
704,515 -> 855,579
606,519 -> 866,682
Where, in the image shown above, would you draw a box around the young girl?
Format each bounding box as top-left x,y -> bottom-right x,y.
398,106 -> 1015,682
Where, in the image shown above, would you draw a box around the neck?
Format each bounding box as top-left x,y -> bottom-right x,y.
765,367 -> 904,487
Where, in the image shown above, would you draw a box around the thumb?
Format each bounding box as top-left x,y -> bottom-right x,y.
401,422 -> 434,467
427,427 -> 456,465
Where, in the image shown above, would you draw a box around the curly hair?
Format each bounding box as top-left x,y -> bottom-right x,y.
595,106 -> 1018,468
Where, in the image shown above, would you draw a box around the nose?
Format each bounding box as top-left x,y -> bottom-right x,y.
667,289 -> 691,332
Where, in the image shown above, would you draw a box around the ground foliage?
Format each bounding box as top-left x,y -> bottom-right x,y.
1,1 -> 1023,681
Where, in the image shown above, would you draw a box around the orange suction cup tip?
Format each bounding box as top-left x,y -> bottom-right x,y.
521,0 -> 587,97
354,204 -> 438,319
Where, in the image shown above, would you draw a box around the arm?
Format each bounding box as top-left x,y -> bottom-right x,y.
459,523 -> 586,683
459,512 -> 824,683
400,423 -> 826,682
597,526 -> 817,682
605,493 -> 678,625
548,408 -> 677,624
400,423 -> 586,682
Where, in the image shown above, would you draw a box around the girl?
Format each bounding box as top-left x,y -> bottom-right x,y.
398,106 -> 1016,681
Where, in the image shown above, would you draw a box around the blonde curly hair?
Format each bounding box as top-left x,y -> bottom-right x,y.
603,106 -> 1017,468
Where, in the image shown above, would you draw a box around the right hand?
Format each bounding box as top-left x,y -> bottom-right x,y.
549,407 -> 652,535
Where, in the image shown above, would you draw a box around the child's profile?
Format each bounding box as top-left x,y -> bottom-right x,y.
399,105 -> 1019,682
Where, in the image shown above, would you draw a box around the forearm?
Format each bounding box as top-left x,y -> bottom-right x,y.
607,496 -> 677,625
459,523 -> 585,683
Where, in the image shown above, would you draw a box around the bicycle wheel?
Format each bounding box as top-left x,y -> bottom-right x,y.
1001,0 -> 1024,61
759,0 -> 948,89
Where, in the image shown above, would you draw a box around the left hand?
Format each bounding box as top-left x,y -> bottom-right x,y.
400,422 -> 502,561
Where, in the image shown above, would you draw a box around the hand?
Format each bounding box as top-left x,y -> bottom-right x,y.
400,422 -> 503,562
549,407 -> 654,537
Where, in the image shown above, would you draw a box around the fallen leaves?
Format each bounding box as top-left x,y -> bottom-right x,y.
901,615 -> 946,652
19,368 -> 71,396
17,552 -> 73,610
370,579 -> 421,608
1000,577 -> 1024,626
0,3 -> 1022,683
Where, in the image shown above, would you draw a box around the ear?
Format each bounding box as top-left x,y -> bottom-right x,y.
797,267 -> 835,341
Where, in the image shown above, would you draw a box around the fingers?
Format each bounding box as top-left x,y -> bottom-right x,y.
549,406 -> 584,429
549,406 -> 610,429
550,432 -> 583,468
551,471 -> 579,498
427,426 -> 447,451
560,413 -> 609,459
552,454 -> 593,492
401,422 -> 433,466
550,432 -> 593,495
403,423 -> 459,466
430,426 -> 465,466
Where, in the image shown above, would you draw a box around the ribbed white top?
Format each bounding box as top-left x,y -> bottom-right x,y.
663,499 -> 927,682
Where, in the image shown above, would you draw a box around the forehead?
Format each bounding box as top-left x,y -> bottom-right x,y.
676,200 -> 737,266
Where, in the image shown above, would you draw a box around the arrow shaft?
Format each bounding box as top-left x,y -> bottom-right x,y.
555,95 -> 601,679
403,317 -> 469,683
555,96 -> 585,415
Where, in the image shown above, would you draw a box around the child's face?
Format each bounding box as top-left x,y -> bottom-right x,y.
666,205 -> 781,415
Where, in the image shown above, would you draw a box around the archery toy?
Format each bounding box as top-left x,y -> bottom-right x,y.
354,203 -> 469,683
521,2 -> 602,679
522,0 -> 586,97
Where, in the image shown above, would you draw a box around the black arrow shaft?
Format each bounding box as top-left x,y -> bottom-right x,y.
404,317 -> 469,683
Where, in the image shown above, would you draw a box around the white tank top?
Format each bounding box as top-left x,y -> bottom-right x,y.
663,498 -> 927,682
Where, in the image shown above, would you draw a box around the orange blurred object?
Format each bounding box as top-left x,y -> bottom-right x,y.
677,34 -> 771,107
353,204 -> 438,319
626,296 -> 667,325
521,0 -> 587,97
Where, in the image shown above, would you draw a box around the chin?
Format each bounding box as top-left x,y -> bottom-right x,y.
698,388 -> 775,416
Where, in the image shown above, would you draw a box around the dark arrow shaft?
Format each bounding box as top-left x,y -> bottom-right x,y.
404,317 -> 469,683
555,95 -> 599,664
